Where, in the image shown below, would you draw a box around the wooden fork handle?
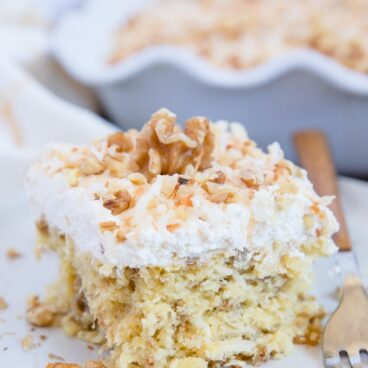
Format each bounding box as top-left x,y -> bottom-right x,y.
293,130 -> 351,251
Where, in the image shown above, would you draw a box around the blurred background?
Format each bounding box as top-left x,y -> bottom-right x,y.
0,0 -> 367,180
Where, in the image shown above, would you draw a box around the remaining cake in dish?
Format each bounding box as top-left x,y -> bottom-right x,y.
110,0 -> 368,73
25,109 -> 338,368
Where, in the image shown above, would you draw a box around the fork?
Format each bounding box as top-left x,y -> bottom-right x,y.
294,131 -> 368,368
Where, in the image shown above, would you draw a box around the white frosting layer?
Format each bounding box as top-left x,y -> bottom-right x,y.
25,120 -> 338,268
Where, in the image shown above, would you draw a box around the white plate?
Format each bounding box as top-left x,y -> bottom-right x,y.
0,176 -> 367,367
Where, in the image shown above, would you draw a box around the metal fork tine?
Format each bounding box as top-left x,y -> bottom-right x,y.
348,349 -> 365,364
350,362 -> 364,368
323,274 -> 368,367
324,355 -> 341,368
325,362 -> 349,368
348,352 -> 364,368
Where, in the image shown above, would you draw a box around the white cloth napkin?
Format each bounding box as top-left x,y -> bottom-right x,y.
0,59 -> 113,197
0,0 -> 99,111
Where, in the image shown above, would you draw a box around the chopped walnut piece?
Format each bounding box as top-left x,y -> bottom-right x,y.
107,132 -> 134,152
153,109 -> 196,147
160,178 -> 178,198
99,221 -> 119,232
56,109 -> 215,184
148,148 -> 161,175
103,190 -> 131,215
46,364 -> 81,368
184,116 -> 214,171
26,295 -> 54,327
0,297 -> 8,310
6,248 -> 22,259
134,109 -> 214,179
80,155 -> 104,176
21,335 -> 36,351
103,154 -> 135,178
204,182 -> 237,204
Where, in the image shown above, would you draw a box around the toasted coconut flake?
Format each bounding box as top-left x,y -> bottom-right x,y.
175,194 -> 193,207
167,223 -> 181,232
212,171 -> 226,184
99,221 -> 119,232
241,177 -> 260,189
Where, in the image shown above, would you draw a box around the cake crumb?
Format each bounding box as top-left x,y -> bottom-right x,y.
40,335 -> 48,341
26,295 -> 54,327
85,361 -> 104,368
3,331 -> 15,336
6,248 -> 22,259
46,364 -> 81,368
48,353 -> 65,361
21,335 -> 36,351
87,345 -> 94,351
0,297 -> 8,311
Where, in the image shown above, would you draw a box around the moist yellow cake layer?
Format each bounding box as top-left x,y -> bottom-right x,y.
33,225 -> 325,368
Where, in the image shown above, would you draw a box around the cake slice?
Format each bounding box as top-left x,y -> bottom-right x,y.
25,109 -> 338,368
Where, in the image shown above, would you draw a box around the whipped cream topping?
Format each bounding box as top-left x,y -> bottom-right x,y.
25,110 -> 338,268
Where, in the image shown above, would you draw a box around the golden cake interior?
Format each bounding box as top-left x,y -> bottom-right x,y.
32,223 -> 327,368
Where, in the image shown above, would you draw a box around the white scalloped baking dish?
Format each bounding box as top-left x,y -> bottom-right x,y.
51,0 -> 368,174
